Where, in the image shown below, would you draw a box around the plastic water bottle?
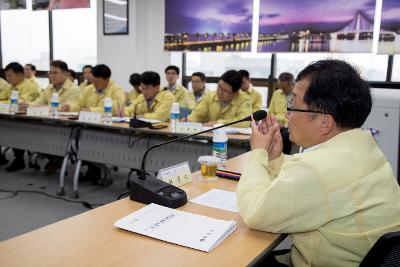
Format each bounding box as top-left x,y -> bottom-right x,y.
103,97 -> 113,125
170,102 -> 180,133
50,92 -> 59,118
9,90 -> 19,114
212,130 -> 228,169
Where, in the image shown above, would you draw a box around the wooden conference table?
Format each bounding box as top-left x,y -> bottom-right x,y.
0,152 -> 286,267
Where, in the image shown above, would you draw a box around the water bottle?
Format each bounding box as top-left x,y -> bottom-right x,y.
170,102 -> 180,133
9,90 -> 19,115
103,97 -> 113,125
212,130 -> 228,169
50,92 -> 59,118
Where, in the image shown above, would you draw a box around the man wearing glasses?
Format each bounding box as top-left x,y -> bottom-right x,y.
237,60 -> 400,267
187,70 -> 252,128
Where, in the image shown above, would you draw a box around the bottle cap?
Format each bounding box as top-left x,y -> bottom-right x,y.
170,102 -> 180,113
104,97 -> 112,106
213,129 -> 228,142
11,90 -> 19,99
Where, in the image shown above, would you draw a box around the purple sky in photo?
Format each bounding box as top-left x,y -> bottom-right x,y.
381,0 -> 400,31
165,0 -> 253,34
259,0 -> 376,34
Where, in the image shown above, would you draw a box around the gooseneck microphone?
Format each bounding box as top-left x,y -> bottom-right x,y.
130,110 -> 267,208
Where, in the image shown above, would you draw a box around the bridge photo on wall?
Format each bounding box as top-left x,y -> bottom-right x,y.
378,0 -> 400,54
164,0 -> 253,52
258,0 -> 376,53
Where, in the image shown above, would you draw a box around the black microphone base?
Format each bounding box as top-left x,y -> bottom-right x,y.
129,175 -> 188,209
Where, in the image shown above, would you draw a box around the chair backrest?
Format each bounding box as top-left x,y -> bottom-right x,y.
359,231 -> 400,267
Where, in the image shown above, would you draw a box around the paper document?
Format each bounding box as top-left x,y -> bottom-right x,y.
114,203 -> 237,252
201,126 -> 251,135
190,189 -> 238,212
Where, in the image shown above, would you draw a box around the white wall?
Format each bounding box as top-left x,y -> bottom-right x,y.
97,0 -> 171,91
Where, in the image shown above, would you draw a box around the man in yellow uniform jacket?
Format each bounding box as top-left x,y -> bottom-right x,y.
24,64 -> 42,91
239,69 -> 263,112
61,64 -> 125,115
79,65 -> 93,91
163,65 -> 195,110
187,72 -> 209,107
269,72 -> 295,154
0,62 -> 40,171
31,60 -> 79,107
237,59 -> 400,267
188,70 -> 252,128
126,73 -> 142,106
122,71 -> 174,122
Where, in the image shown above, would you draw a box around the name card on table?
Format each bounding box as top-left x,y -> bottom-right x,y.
175,122 -> 203,134
27,106 -> 50,117
78,111 -> 103,124
157,162 -> 192,187
0,103 -> 10,114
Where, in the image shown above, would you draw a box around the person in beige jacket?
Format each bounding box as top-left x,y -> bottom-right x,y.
237,59 -> 400,267
121,71 -> 174,121
61,64 -> 125,114
31,60 -> 79,107
163,65 -> 195,109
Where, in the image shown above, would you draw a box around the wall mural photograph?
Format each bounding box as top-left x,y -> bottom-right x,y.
0,0 -> 26,10
32,0 -> 90,10
258,0 -> 376,53
379,0 -> 400,54
164,0 -> 253,52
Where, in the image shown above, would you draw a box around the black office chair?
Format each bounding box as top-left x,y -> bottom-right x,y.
359,231 -> 400,267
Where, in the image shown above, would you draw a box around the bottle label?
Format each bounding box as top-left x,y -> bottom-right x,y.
51,102 -> 59,108
10,98 -> 17,104
104,106 -> 112,113
170,113 -> 180,119
213,141 -> 227,151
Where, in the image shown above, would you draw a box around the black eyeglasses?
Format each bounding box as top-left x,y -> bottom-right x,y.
286,107 -> 328,114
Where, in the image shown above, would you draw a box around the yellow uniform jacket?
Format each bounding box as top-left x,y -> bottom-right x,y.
124,90 -> 174,121
0,79 -> 40,103
70,80 -> 125,115
188,91 -> 252,128
237,129 -> 400,267
32,79 -> 80,106
268,89 -> 289,126
241,84 -> 263,112
163,84 -> 195,110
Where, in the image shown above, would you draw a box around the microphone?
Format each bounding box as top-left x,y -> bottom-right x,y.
129,110 -> 267,208
129,100 -> 152,128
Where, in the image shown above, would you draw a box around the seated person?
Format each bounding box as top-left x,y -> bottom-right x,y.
79,65 -> 93,91
0,76 -> 9,102
24,63 -> 41,90
188,72 -> 209,106
163,65 -> 195,109
187,70 -> 251,128
237,59 -> 400,267
127,73 -> 141,105
239,69 -> 263,112
269,72 -> 295,154
0,62 -> 40,172
31,60 -> 80,107
61,64 -> 125,115
121,71 -> 174,122
66,69 -> 77,84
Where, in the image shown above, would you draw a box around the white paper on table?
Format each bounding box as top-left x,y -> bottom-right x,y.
201,126 -> 251,135
114,203 -> 237,252
59,112 -> 79,116
190,189 -> 238,212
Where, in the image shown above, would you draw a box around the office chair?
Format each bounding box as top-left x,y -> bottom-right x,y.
359,231 -> 400,267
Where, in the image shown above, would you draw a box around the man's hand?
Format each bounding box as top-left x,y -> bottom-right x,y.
115,106 -> 125,117
250,114 -> 283,161
60,104 -> 70,112
204,121 -> 217,127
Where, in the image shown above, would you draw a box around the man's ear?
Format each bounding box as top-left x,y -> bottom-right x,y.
320,114 -> 335,135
